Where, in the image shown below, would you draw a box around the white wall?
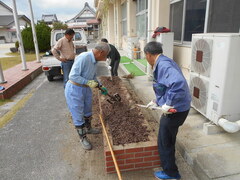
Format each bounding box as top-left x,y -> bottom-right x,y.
173,45 -> 192,80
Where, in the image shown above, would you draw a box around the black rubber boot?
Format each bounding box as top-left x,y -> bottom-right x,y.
84,116 -> 101,134
76,125 -> 92,150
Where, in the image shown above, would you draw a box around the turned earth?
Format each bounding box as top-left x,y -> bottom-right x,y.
93,76 -> 150,146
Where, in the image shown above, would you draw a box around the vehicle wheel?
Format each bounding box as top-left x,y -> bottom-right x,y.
47,75 -> 54,81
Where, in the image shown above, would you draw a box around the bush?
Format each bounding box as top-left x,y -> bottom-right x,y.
52,21 -> 68,30
21,21 -> 51,52
15,41 -> 19,49
21,27 -> 34,52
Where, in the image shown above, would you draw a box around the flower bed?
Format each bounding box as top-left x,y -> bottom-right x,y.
98,77 -> 160,173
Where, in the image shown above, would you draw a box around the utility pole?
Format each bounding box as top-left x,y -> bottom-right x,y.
28,0 -> 40,63
0,63 -> 7,84
12,0 -> 28,70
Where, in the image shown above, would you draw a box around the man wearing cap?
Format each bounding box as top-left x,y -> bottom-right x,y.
65,42 -> 110,150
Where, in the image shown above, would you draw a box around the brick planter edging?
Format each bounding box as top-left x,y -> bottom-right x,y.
0,64 -> 42,99
103,126 -> 161,173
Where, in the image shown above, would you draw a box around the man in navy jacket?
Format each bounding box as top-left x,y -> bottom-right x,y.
144,41 -> 191,179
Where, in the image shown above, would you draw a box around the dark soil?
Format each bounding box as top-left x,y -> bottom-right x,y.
94,76 -> 150,146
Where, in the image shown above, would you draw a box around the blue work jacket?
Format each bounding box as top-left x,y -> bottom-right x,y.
153,55 -> 191,112
69,51 -> 98,84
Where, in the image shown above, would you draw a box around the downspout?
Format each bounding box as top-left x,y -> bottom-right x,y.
147,0 -> 153,80
218,118 -> 240,133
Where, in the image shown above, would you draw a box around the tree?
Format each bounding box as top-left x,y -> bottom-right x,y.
35,21 -> 51,52
21,21 -> 51,52
52,21 -> 68,30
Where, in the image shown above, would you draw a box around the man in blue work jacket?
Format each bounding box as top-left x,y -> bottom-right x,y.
65,42 -> 110,150
144,41 -> 191,179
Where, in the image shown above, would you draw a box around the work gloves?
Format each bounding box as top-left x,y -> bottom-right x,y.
107,66 -> 112,70
146,100 -> 158,110
100,86 -> 108,95
161,104 -> 175,114
146,100 -> 175,114
87,80 -> 98,88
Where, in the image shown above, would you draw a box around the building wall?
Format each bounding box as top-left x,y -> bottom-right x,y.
96,0 -> 193,78
173,45 -> 192,80
107,4 -> 115,44
0,4 -> 12,15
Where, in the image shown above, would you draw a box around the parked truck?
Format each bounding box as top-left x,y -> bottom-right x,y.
41,29 -> 88,81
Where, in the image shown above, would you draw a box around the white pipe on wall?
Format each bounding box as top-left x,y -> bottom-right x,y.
218,118 -> 240,133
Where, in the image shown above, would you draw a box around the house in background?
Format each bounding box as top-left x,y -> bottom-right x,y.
41,14 -> 58,27
66,2 -> 99,39
0,1 -> 30,43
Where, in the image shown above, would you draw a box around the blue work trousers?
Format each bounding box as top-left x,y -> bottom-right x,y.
158,110 -> 189,177
65,81 -> 92,126
61,60 -> 74,88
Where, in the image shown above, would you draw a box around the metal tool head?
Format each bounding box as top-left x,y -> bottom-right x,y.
106,93 -> 121,104
113,93 -> 121,102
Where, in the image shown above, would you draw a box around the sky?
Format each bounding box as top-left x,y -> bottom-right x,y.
1,0 -> 95,22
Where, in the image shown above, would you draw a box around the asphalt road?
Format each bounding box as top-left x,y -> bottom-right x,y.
0,75 -> 76,179
0,74 -> 159,180
0,41 -> 198,179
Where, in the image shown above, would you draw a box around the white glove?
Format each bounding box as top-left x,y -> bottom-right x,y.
107,66 -> 112,70
106,58 -> 111,65
162,104 -> 174,114
87,80 -> 98,88
146,100 -> 158,110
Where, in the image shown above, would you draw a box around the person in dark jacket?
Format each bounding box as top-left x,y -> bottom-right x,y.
144,41 -> 191,180
101,38 -> 121,76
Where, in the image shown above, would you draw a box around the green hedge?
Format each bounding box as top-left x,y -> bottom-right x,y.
21,22 -> 51,52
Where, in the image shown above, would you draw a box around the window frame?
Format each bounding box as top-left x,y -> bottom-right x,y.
121,2 -> 127,36
136,0 -> 148,38
171,0 -> 240,46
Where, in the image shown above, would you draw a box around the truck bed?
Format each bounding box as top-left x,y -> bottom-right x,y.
41,55 -> 61,67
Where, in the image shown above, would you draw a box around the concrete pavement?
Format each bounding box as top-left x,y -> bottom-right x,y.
123,74 -> 240,180
0,73 -> 197,180
3,41 -> 240,179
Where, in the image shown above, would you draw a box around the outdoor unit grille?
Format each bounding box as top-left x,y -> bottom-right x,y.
191,38 -> 212,77
190,73 -> 209,116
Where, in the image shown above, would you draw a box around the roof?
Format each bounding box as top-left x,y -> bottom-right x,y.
0,1 -> 12,13
0,15 -> 31,26
66,2 -> 96,23
42,14 -> 58,22
86,19 -> 99,25
68,25 -> 88,29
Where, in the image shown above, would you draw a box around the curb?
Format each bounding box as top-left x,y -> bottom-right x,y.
0,89 -> 34,128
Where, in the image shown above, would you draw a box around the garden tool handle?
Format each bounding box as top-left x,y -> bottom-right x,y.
136,104 -> 177,113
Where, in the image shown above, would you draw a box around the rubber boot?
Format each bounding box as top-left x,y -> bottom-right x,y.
84,116 -> 101,134
76,125 -> 92,150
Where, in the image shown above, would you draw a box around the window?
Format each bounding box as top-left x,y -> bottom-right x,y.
184,0 -> 206,41
170,0 -> 206,42
11,32 -> 17,39
74,32 -> 82,41
56,33 -> 64,41
170,0 -> 184,42
136,0 -> 148,38
121,2 -> 127,36
170,0 -> 240,43
207,0 -> 240,33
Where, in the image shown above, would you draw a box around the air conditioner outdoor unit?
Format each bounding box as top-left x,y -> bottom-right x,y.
190,33 -> 240,125
156,32 -> 174,59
